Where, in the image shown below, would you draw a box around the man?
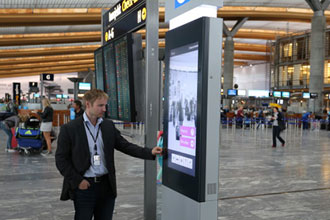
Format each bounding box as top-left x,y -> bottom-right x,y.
73,100 -> 84,119
0,114 -> 19,152
55,89 -> 162,220
302,111 -> 311,130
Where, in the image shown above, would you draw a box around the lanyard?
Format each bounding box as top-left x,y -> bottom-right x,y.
85,122 -> 101,155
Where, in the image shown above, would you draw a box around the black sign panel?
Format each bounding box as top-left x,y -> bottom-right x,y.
310,93 -> 318,99
29,82 -> 38,88
13,82 -> 21,105
42,73 -> 54,81
103,1 -> 146,44
104,0 -> 145,27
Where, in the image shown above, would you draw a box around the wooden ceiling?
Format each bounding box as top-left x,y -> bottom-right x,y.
0,6 -> 320,78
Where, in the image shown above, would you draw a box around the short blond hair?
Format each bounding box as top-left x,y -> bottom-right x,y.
83,89 -> 108,106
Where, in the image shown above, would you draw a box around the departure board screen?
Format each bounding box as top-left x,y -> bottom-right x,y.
103,43 -> 118,119
96,33 -> 136,122
94,48 -> 104,91
114,36 -> 133,121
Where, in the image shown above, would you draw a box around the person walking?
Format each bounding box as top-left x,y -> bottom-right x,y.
256,108 -> 265,129
37,98 -> 53,155
73,100 -> 84,119
271,107 -> 285,148
55,89 -> 162,220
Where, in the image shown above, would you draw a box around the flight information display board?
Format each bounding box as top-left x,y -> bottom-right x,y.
94,47 -> 105,91
103,43 -> 118,119
114,36 -> 134,121
95,34 -> 136,122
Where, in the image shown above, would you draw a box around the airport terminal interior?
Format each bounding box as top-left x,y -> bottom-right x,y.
2,0 -> 330,219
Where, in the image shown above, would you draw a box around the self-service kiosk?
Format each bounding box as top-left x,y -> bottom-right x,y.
162,17 -> 222,220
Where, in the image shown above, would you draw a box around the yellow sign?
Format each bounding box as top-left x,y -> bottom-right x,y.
122,0 -> 140,12
105,32 -> 108,41
141,7 -> 147,21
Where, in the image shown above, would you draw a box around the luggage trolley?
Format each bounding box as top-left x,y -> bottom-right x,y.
16,117 -> 43,155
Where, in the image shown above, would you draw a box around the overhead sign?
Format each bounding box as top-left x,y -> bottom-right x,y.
29,82 -> 38,88
165,0 -> 222,22
310,93 -> 318,99
13,82 -> 21,105
175,0 -> 190,8
103,0 -> 146,44
41,73 -> 54,81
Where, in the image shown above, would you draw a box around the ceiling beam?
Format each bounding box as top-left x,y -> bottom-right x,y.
0,33 -> 101,47
0,64 -> 94,75
1,7 -> 330,27
0,67 -> 94,79
233,61 -> 248,66
0,45 -> 100,58
0,14 -> 100,27
0,53 -> 94,66
233,53 -> 269,61
143,41 -> 269,52
0,59 -> 94,71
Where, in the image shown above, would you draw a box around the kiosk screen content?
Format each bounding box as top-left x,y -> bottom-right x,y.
167,42 -> 198,177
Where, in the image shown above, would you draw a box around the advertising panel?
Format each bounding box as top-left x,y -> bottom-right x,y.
167,42 -> 198,177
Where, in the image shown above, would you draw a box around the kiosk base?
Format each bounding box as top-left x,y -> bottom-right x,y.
161,186 -> 217,220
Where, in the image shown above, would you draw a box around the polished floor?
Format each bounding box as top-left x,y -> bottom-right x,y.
0,125 -> 330,219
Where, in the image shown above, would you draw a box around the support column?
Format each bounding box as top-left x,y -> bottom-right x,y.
222,18 -> 248,108
306,0 -> 329,112
223,36 -> 234,108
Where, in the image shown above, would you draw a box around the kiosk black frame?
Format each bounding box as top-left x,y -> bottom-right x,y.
163,18 -> 210,202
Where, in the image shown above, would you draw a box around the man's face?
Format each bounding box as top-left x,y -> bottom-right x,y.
86,98 -> 107,118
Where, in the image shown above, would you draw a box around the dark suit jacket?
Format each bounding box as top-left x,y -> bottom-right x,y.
55,116 -> 155,201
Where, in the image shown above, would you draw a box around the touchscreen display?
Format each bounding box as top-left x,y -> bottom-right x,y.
167,42 -> 198,177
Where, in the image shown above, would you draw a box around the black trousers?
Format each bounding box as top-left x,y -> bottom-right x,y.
74,178 -> 115,220
272,126 -> 285,147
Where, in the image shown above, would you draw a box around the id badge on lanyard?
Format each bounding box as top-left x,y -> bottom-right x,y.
93,154 -> 101,166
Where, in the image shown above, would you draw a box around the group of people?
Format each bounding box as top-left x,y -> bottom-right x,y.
222,105 -> 286,148
1,90 -> 163,220
0,97 -> 86,155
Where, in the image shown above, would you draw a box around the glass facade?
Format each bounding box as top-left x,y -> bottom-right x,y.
271,31 -> 330,89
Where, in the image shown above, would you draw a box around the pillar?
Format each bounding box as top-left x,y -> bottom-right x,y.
308,11 -> 326,113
